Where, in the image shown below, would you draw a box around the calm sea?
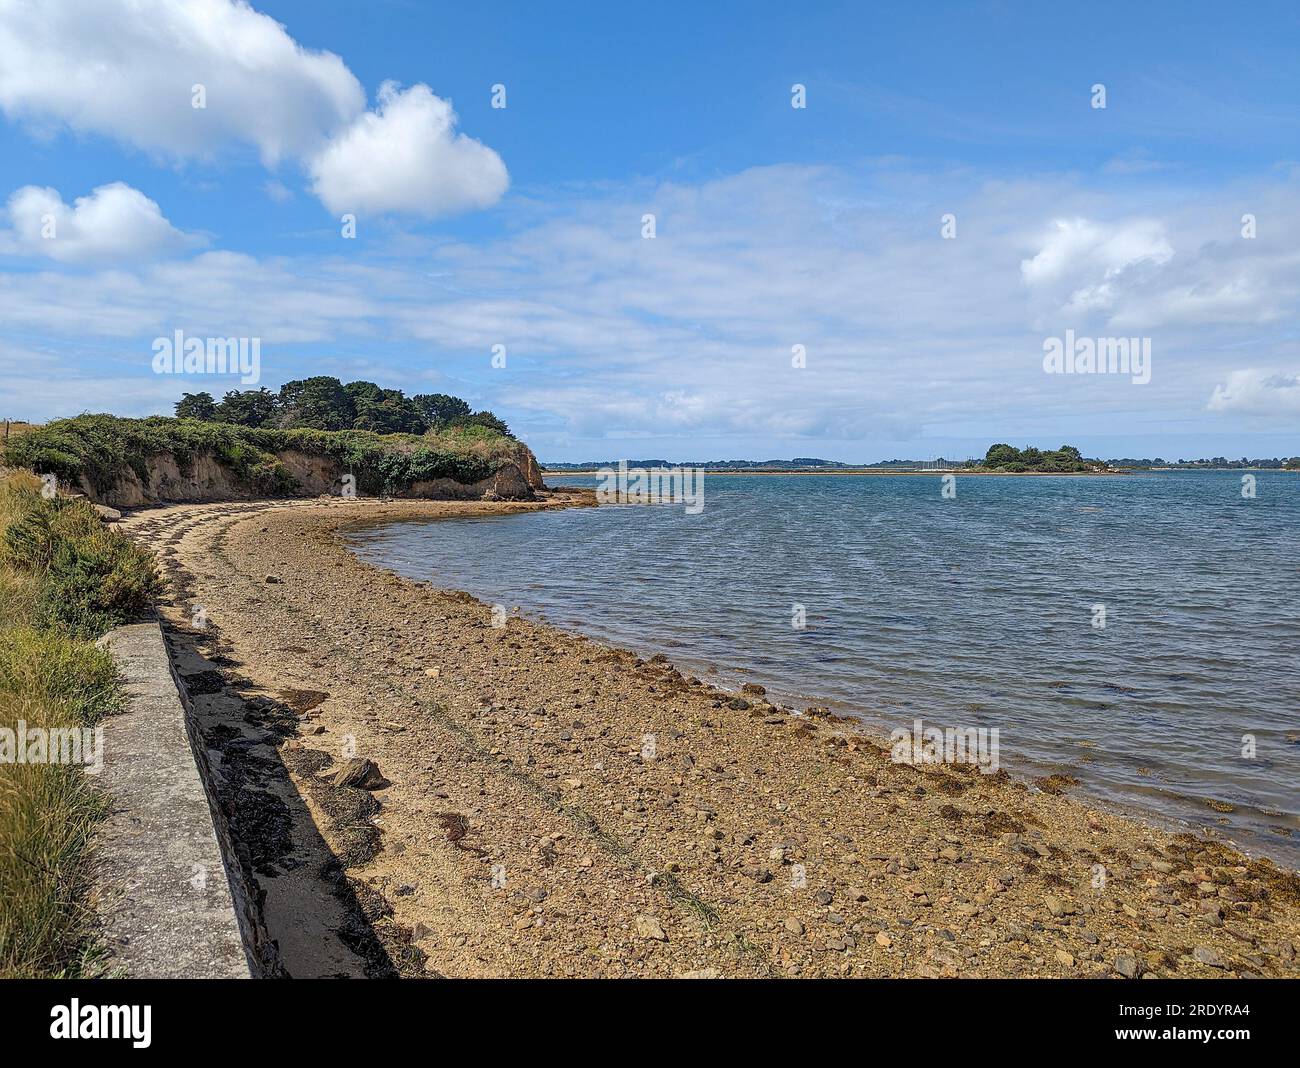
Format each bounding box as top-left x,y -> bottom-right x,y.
349,471 -> 1300,866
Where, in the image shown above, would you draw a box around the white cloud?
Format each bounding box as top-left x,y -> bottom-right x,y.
1020,216 -> 1173,317
1207,369 -> 1300,415
0,0 -> 363,165
2,182 -> 197,262
0,164 -> 1297,453
308,82 -> 508,217
0,1 -> 507,218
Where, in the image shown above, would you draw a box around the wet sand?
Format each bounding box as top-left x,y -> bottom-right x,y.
119,493 -> 1300,978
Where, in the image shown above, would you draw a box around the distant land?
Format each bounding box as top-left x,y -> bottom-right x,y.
544,452 -> 1300,472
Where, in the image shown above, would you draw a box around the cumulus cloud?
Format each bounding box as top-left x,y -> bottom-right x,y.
308,82 -> 508,217
1020,216 -> 1173,317
0,0 -> 363,165
2,182 -> 197,262
1207,369 -> 1300,415
0,1 -> 507,217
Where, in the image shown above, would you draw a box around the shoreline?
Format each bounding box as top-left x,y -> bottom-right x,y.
543,468 -> 1300,476
120,493 -> 1300,978
543,468 -> 1125,476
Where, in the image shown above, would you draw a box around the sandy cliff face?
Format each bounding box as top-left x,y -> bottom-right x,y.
513,443 -> 546,490
80,445 -> 542,507
81,453 -> 242,507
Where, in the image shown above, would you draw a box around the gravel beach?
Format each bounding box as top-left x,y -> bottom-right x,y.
119,493 -> 1300,978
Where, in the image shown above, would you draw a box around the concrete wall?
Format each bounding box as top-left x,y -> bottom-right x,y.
92,623 -> 257,978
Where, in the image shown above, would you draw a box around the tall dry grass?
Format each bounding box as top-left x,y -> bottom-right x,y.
0,473 -> 157,977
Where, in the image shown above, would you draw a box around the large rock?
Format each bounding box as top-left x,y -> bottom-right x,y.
331,757 -> 390,790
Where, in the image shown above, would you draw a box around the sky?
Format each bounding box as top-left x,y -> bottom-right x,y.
0,0 -> 1297,462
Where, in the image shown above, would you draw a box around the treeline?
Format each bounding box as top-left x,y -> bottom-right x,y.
175,377 -> 510,437
1108,456 -> 1300,469
979,444 -> 1095,472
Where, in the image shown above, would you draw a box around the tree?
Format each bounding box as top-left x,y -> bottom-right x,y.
352,386 -> 427,434
277,376 -> 354,430
412,393 -> 471,428
984,443 -> 1020,468
175,391 -> 216,420
214,387 -> 278,427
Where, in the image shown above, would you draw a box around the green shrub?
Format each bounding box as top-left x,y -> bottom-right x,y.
0,485 -> 159,639
3,414 -> 523,498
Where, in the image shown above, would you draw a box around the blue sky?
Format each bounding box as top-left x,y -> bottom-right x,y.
1,0 -> 1297,461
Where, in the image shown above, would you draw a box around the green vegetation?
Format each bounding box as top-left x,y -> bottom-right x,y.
4,413 -> 525,498
174,377 -> 509,437
0,472 -> 160,977
977,444 -> 1096,472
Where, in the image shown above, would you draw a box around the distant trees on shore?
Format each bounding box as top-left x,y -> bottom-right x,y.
174,378 -> 510,437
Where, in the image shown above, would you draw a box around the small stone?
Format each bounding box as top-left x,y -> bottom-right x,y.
1192,945 -> 1227,969
265,574 -> 282,584
1055,950 -> 1075,967
1044,894 -> 1066,918
634,915 -> 667,941
1115,954 -> 1139,978
784,917 -> 805,936
875,932 -> 892,948
675,968 -> 719,979
423,667 -> 441,678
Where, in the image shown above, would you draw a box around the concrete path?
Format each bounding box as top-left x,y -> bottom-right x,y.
92,621 -> 252,978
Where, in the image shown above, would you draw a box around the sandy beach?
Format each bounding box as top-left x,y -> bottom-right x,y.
119,493 -> 1300,979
